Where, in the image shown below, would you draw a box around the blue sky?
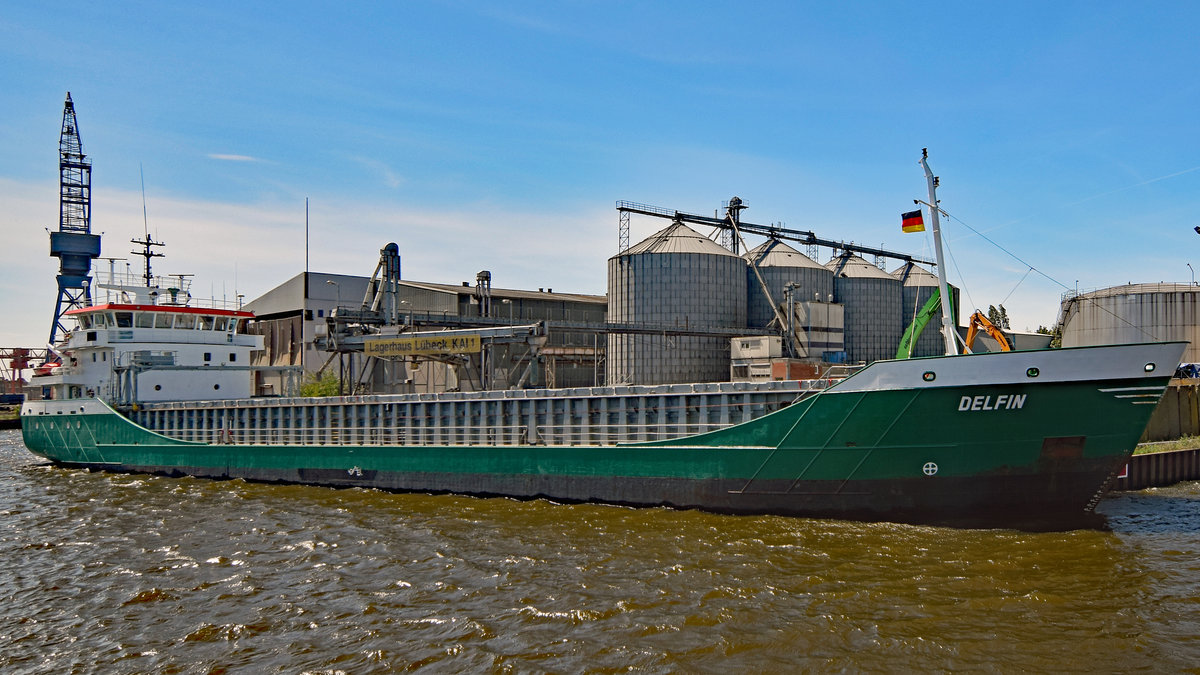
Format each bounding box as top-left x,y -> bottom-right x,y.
3,1 -> 1200,348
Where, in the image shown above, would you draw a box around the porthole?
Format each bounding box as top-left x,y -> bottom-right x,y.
922,371 -> 936,382
155,385 -> 162,391
1026,367 -> 1039,378
214,384 -> 221,390
1144,363 -> 1156,373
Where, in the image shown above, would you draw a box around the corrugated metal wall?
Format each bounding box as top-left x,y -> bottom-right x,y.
827,254 -> 902,364
607,239 -> 747,385
745,241 -> 834,329
1141,381 -> 1200,442
1061,285 -> 1200,363
1113,448 -> 1200,491
135,380 -> 813,447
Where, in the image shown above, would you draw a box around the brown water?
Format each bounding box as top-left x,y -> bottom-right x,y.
1,429 -> 1198,674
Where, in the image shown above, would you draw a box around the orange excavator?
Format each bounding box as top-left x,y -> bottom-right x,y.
963,311 -> 1012,354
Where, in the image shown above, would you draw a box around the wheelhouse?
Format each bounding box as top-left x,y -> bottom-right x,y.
66,304 -> 252,335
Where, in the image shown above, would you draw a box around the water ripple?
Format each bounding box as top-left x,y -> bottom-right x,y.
1,430 -> 1198,672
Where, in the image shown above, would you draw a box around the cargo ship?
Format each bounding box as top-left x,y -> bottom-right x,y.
21,152 -> 1182,528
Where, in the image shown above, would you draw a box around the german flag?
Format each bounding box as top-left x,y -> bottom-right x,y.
902,209 -> 925,233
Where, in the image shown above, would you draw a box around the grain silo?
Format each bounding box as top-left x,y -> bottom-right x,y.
893,262 -> 958,358
607,221 -> 747,385
826,252 -> 903,364
1060,283 -> 1200,363
744,239 -> 834,329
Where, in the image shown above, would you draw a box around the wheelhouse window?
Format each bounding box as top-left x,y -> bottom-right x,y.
214,316 -> 229,331
115,312 -> 133,328
78,315 -> 93,330
155,313 -> 174,329
135,312 -> 154,328
201,315 -> 216,330
177,314 -> 197,329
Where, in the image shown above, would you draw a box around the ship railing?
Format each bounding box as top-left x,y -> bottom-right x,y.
91,269 -> 244,311
165,420 -> 744,447
1060,282 -> 1200,303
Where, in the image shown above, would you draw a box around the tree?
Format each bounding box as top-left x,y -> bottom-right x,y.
1036,324 -> 1062,349
299,372 -> 340,397
986,304 -> 1011,330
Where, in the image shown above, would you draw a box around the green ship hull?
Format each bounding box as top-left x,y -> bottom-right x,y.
22,342 -> 1185,528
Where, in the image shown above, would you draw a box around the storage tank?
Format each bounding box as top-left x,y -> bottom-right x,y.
607,221 -> 747,385
826,252 -> 903,364
1060,283 -> 1200,363
744,239 -> 834,329
893,262 -> 959,358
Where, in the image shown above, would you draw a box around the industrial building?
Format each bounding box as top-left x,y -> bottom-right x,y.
1060,283 -> 1200,363
244,200 -> 959,395
245,266 -> 606,396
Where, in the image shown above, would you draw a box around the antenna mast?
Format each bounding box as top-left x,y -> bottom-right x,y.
130,234 -> 166,287
48,92 -> 102,345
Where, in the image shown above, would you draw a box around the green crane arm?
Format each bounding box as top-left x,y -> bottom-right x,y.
896,288 -> 944,359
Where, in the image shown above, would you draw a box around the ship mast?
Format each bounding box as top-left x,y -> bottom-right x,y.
919,148 -> 958,356
130,233 -> 165,287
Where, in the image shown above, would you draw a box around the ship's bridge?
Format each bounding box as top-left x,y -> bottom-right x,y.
66,304 -> 253,335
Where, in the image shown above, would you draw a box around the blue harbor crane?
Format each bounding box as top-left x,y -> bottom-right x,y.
48,93 -> 102,346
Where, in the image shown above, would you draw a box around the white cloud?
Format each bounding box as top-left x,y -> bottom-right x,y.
0,177 -> 613,348
207,153 -> 262,162
0,178 -> 60,349
348,156 -> 404,189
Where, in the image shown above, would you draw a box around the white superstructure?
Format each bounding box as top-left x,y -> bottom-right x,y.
30,267 -> 263,404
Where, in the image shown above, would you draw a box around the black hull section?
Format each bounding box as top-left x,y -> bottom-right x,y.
53,459 -> 1121,530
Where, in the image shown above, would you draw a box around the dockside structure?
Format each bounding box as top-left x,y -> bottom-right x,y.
246,229 -> 953,394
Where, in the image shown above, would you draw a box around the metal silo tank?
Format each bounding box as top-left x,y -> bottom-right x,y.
744,239 -> 834,329
826,253 -> 903,364
1060,283 -> 1200,363
893,262 -> 958,357
607,222 -> 747,385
